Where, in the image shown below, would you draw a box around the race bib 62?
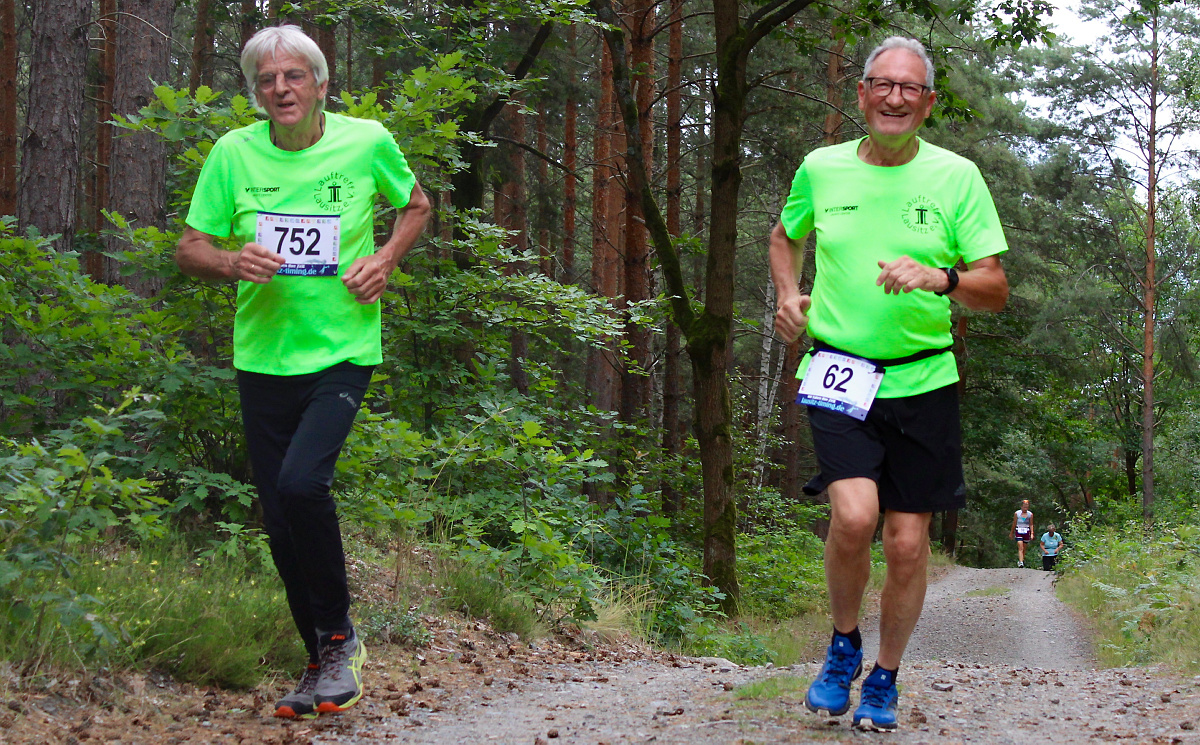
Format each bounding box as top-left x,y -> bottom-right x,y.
797,350 -> 884,421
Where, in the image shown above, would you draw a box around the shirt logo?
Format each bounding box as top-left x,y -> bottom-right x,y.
313,172 -> 356,212
244,186 -> 280,194
824,205 -> 859,214
902,195 -> 942,235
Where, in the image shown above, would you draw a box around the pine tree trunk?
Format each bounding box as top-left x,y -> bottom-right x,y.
660,0 -> 683,515
19,0 -> 90,252
562,25 -> 577,284
619,0 -> 654,426
91,0 -> 118,277
190,0 -> 213,92
241,0 -> 257,48
102,0 -> 176,294
587,36 -> 621,417
536,112 -> 552,277
497,104 -> 530,395
1141,11 -> 1159,524
0,0 -> 17,217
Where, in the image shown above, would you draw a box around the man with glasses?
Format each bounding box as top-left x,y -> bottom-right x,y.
768,36 -> 1009,731
176,25 -> 431,719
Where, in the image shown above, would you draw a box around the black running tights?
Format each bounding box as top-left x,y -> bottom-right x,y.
238,361 -> 373,661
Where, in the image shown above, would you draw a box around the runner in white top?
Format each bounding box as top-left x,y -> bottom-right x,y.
1009,500 -> 1034,567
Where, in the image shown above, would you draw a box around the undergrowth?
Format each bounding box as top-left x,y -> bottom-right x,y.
1056,518 -> 1200,673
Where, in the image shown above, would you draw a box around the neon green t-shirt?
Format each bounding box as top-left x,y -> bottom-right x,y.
186,112 -> 417,375
780,137 -> 1008,397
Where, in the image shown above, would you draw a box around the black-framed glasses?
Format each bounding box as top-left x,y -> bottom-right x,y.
865,77 -> 930,101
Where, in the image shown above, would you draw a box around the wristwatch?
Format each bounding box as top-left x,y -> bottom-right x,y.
934,266 -> 959,296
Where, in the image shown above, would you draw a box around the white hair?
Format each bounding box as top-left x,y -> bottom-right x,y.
862,36 -> 935,89
240,25 -> 329,112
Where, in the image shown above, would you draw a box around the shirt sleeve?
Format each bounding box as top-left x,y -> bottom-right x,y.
185,138 -> 235,238
779,160 -> 815,240
372,124 -> 417,210
953,165 -> 1008,264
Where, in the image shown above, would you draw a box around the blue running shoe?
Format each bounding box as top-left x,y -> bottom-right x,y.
804,636 -> 863,716
853,666 -> 899,731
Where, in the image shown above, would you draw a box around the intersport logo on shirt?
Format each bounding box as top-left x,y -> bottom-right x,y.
245,186 -> 280,194
824,205 -> 859,214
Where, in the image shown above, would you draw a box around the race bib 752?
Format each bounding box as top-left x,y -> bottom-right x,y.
255,212 -> 341,277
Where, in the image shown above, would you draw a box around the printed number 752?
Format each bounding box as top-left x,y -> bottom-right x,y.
273,226 -> 321,256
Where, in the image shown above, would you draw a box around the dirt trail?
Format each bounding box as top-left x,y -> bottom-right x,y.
338,566 -> 1200,744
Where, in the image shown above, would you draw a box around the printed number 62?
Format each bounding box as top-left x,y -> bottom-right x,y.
822,365 -> 853,393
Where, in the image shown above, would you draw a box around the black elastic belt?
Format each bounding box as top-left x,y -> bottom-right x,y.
806,339 -> 953,371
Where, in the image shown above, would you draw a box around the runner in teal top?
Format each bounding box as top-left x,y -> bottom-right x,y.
1040,525 -> 1064,571
768,36 -> 1010,733
175,25 -> 431,721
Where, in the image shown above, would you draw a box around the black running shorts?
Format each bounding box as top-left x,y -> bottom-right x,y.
803,383 -> 966,514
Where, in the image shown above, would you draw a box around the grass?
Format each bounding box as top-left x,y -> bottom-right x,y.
965,586 -> 1011,597
0,540 -> 304,688
438,564 -> 544,640
734,674 -> 809,700
1056,523 -> 1200,673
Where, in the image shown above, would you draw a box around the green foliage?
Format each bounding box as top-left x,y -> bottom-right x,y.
0,393 -> 169,668
440,565 -> 542,639
1057,518 -> 1200,672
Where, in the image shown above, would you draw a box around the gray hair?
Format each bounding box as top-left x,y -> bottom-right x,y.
862,36 -> 934,89
240,25 -> 329,113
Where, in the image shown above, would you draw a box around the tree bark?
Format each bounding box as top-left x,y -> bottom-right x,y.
19,0 -> 90,252
562,25 -> 578,284
0,0 -> 17,217
189,0 -> 214,92
241,0 -> 258,48
102,0 -> 176,295
660,0 -> 683,515
496,104 -> 530,395
593,0 -> 818,613
1140,10 -> 1159,524
619,0 -> 655,426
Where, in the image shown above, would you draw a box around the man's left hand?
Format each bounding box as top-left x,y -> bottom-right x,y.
342,254 -> 394,304
876,256 -> 948,295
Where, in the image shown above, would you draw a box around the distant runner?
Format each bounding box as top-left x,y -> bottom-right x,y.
1010,500 -> 1034,567
175,25 -> 431,719
769,36 -> 1010,732
1040,524 -> 1063,571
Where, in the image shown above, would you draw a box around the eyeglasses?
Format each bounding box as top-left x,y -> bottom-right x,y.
256,69 -> 311,91
865,77 -> 930,101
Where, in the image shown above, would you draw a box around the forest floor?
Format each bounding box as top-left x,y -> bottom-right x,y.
3,564 -> 1200,744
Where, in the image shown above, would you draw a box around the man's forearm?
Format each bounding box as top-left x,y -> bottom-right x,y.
377,186 -> 432,267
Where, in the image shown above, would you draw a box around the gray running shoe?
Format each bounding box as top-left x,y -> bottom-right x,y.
313,628 -> 367,714
274,663 -> 321,719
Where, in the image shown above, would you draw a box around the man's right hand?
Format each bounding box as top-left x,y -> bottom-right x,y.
232,243 -> 286,283
775,294 -> 812,343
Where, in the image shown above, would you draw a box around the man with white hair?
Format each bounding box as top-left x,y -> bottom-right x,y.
176,25 -> 431,719
769,36 -> 1009,730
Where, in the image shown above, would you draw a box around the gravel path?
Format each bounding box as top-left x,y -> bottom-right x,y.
316,566 -> 1200,744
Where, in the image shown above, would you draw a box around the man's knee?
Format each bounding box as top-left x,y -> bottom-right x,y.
882,515 -> 931,566
829,503 -> 879,548
277,467 -> 334,505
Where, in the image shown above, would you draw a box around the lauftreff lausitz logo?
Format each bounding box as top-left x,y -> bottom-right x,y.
313,172 -> 356,212
901,195 -> 942,235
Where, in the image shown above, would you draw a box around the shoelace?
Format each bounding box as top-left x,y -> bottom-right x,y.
319,639 -> 352,682
821,649 -> 858,682
296,665 -> 321,694
860,683 -> 893,707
